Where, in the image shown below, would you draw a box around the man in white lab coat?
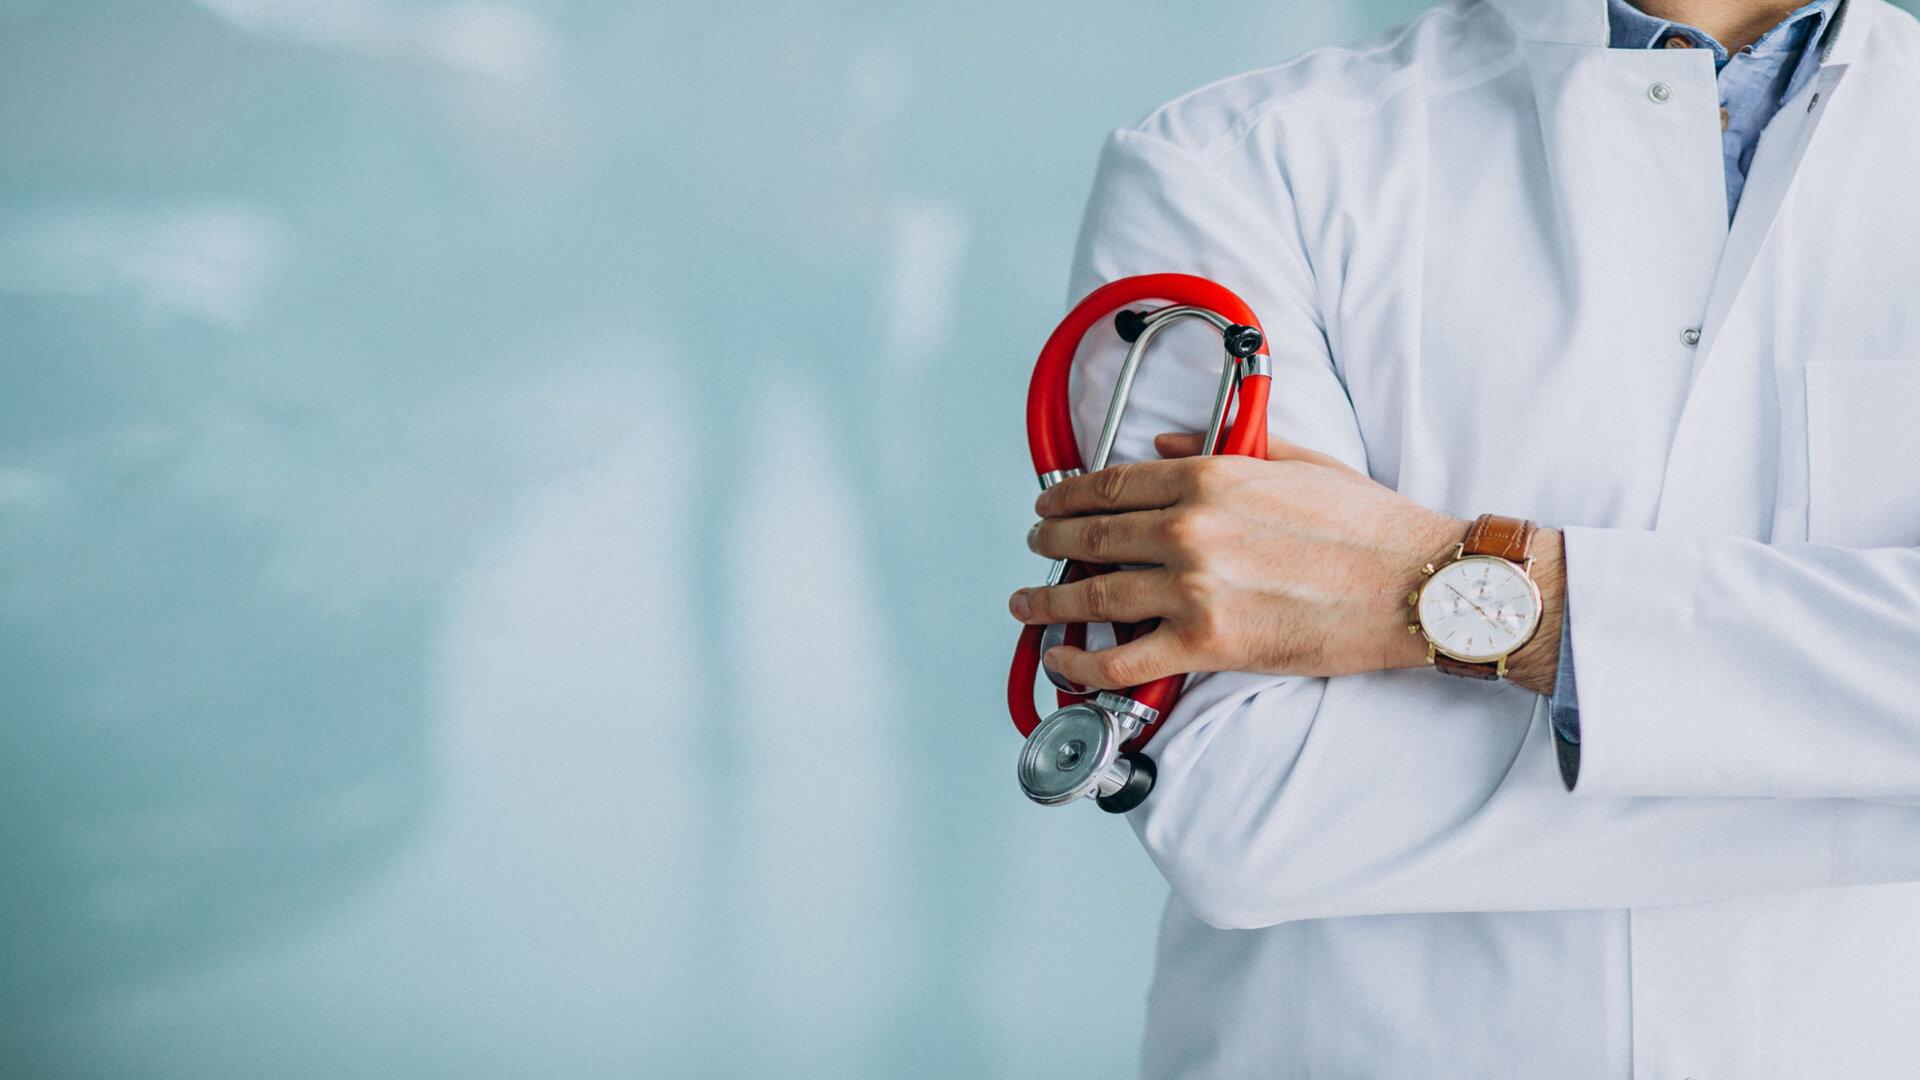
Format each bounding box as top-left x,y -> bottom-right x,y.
1008,0 -> 1920,1075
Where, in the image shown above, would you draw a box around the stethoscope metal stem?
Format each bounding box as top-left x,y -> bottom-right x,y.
1052,305 -> 1242,601
1089,305 -> 1238,474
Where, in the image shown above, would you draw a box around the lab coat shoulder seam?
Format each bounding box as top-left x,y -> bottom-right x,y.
1096,126 -> 1335,356
1121,3 -> 1472,165
1198,45 -> 1528,169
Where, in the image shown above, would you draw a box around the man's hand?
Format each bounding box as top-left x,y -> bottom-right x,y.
1009,432 -> 1564,694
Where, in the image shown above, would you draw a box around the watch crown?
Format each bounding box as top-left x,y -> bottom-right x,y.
1407,623 -> 1421,634
1421,563 -> 1437,576
1406,590 -> 1420,606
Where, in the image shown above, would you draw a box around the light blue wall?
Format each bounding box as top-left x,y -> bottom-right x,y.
6,2 -> 1894,1077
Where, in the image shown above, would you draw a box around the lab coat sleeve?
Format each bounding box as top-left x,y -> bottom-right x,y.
1563,528 -> 1920,800
1069,125 -> 1920,929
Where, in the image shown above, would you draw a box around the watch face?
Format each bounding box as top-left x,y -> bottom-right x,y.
1417,555 -> 1541,663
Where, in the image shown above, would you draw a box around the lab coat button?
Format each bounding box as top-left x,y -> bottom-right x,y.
1681,327 -> 1701,347
1649,81 -> 1672,103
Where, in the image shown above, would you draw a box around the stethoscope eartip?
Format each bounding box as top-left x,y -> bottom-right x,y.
1223,324 -> 1264,359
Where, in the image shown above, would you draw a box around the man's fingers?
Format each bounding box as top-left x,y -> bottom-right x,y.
1154,429 -> 1354,471
1009,568 -> 1171,626
1028,510 -> 1174,564
1154,432 -> 1207,459
1035,459 -> 1193,517
1042,627 -> 1185,691
1264,436 -> 1353,471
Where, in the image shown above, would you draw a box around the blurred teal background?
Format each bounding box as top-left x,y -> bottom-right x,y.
0,1 -> 1443,1076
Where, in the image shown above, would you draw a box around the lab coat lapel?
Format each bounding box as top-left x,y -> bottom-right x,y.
1651,56 -> 1854,536
1684,0 -> 1859,363
1687,65 -> 1849,365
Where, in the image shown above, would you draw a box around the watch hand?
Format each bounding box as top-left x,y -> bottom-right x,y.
1444,583 -> 1504,629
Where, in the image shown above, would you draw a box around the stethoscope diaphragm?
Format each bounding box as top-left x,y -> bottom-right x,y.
1016,697 -> 1157,813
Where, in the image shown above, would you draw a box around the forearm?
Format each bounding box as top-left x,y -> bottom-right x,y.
1562,526 -> 1920,799
1135,664 -> 1920,928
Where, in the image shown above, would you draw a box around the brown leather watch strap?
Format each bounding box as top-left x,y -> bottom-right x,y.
1433,651 -> 1503,680
1460,513 -> 1536,563
1432,514 -> 1536,681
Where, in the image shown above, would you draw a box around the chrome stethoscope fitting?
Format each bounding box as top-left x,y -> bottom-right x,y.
1016,693 -> 1160,813
1007,273 -> 1273,813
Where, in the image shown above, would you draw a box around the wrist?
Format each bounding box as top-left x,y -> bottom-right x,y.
1392,516 -> 1566,691
1385,514 -> 1474,670
1503,526 -> 1565,695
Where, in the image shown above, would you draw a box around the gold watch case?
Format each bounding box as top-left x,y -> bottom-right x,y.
1406,545 -> 1544,670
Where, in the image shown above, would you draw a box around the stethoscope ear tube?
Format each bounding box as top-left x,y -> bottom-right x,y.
1010,274 -> 1273,810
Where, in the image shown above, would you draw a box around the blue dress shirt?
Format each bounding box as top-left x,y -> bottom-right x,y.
1547,0 -> 1838,782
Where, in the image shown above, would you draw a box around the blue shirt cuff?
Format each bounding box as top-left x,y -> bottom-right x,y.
1546,607 -> 1580,789
1547,611 -> 1579,745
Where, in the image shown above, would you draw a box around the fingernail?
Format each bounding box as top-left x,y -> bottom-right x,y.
1042,647 -> 1061,671
1026,522 -> 1041,550
1009,590 -> 1031,620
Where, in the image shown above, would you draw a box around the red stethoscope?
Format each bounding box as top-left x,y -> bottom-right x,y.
1009,273 -> 1271,811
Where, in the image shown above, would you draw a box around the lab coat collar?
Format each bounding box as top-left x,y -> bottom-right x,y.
1484,0 -> 1866,64
1484,0 -> 1607,46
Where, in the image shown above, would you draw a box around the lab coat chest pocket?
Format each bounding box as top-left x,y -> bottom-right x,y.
1804,361 -> 1920,547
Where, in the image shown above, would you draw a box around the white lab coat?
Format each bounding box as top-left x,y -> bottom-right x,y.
1066,0 -> 1920,1075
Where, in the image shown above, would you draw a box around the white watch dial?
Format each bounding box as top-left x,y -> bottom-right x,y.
1417,555 -> 1541,663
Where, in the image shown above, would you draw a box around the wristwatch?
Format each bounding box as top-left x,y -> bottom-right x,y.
1409,514 -> 1543,680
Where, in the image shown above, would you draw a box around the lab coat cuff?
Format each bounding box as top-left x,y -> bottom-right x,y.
1557,525 -> 1717,798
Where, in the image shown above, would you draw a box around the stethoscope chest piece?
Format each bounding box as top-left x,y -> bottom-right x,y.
1016,694 -> 1158,813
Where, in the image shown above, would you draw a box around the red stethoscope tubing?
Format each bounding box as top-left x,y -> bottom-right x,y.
1009,274 -> 1271,745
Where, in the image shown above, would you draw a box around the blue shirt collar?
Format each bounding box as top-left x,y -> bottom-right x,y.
1606,0 -> 1839,65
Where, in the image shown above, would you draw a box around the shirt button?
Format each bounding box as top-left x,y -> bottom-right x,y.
1681,327 -> 1702,347
1649,81 -> 1672,103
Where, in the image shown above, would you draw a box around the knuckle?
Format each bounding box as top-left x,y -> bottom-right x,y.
1173,569 -> 1217,606
1158,511 -> 1194,549
1023,587 -> 1054,623
1164,507 -> 1218,552
1188,607 -> 1230,655
1083,516 -> 1114,561
1161,510 -> 1196,548
1188,456 -> 1244,498
1186,458 -> 1226,496
1080,572 -> 1114,615
1095,651 -> 1138,687
1092,467 -> 1129,506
